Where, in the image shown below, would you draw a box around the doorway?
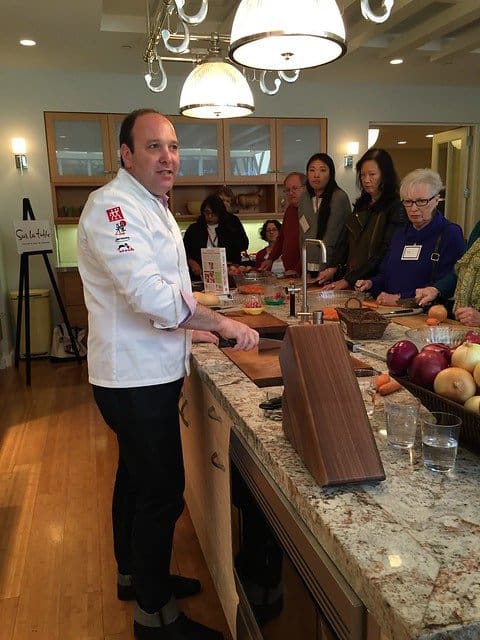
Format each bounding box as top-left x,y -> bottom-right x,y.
370,122 -> 479,236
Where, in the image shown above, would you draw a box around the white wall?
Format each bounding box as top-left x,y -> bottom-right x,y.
1,68 -> 480,297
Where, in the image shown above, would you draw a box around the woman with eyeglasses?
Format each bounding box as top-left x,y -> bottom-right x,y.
355,168 -> 465,305
183,194 -> 249,280
255,219 -> 284,275
317,148 -> 406,289
298,153 -> 351,275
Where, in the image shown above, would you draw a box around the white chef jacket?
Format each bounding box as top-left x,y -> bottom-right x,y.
77,168 -> 194,388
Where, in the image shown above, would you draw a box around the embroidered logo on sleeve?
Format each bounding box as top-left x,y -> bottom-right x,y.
106,206 -> 125,222
117,242 -> 134,253
115,220 -> 128,235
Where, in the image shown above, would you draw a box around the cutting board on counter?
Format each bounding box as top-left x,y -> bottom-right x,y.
221,344 -> 374,387
220,310 -> 288,335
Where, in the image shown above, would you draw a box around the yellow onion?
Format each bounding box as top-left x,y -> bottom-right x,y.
433,367 -> 477,404
451,342 -> 480,373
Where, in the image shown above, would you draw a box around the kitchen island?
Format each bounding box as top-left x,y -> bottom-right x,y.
182,305 -> 480,640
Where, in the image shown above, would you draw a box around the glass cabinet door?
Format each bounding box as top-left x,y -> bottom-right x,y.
276,119 -> 327,179
224,118 -> 276,183
170,117 -> 224,183
44,113 -> 112,183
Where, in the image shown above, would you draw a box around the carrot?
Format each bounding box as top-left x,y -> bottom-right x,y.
362,300 -> 379,309
378,380 -> 403,395
373,372 -> 391,391
426,317 -> 441,326
322,307 -> 339,321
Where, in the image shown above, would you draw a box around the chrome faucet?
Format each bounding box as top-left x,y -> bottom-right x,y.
298,238 -> 327,322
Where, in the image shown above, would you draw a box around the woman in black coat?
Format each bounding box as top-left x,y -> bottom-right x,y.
183,195 -> 249,280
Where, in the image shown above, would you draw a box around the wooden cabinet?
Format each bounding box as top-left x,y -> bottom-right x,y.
56,270 -> 88,328
45,112 -> 327,225
179,369 -> 238,638
170,116 -> 327,220
44,112 -> 125,224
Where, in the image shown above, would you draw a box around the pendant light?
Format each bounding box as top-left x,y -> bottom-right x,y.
229,0 -> 346,71
179,33 -> 255,119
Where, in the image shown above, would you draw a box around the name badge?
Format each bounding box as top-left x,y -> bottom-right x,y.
299,215 -> 310,233
401,245 -> 421,260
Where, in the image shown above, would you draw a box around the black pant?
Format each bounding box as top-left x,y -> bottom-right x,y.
93,379 -> 185,613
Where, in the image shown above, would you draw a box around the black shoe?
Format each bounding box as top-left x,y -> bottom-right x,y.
118,575 -> 201,601
133,612 -> 223,639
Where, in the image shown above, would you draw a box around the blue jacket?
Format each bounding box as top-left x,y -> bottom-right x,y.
369,212 -> 465,298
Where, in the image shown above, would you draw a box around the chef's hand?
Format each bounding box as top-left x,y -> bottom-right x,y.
376,292 -> 400,306
217,317 -> 259,351
355,279 -> 372,292
415,286 -> 439,307
192,330 -> 219,345
455,306 -> 480,327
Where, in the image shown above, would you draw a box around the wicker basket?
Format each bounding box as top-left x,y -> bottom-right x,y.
336,297 -> 390,340
393,376 -> 480,454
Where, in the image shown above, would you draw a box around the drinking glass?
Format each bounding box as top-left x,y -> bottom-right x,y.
421,412 -> 461,472
384,396 -> 420,449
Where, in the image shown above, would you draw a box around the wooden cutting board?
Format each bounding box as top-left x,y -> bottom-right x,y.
221,346 -> 374,387
221,310 -> 288,335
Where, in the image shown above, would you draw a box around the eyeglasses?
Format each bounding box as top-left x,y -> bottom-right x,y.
401,194 -> 438,208
284,186 -> 303,194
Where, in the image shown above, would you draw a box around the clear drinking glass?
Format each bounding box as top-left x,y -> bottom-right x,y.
421,412 -> 462,472
384,397 -> 420,449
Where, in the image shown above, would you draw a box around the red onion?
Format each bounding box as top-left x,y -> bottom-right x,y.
386,340 -> 419,376
408,351 -> 449,388
421,342 -> 453,364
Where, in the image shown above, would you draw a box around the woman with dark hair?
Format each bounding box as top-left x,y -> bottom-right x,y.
255,219 -> 283,275
318,148 -> 407,289
183,194 -> 248,280
298,153 -> 351,275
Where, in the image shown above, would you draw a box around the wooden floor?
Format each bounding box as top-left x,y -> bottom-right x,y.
0,359 -> 231,640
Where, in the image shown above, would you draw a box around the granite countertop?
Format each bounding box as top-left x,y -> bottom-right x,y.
190,300 -> 480,640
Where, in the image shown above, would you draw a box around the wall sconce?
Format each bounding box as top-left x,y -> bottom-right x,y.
344,141 -> 359,169
12,138 -> 28,172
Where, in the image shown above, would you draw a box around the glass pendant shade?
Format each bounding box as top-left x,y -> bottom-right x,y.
179,59 -> 255,119
229,0 -> 346,70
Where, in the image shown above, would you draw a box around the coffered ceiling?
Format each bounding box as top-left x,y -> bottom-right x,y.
2,0 -> 480,87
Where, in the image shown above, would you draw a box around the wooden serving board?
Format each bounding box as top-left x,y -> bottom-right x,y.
221,310 -> 288,335
221,346 -> 373,388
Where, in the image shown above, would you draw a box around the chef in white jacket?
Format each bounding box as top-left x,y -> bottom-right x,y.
77,109 -> 258,640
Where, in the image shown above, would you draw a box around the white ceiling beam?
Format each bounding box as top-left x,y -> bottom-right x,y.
380,0 -> 480,59
430,28 -> 480,62
346,0 -> 433,55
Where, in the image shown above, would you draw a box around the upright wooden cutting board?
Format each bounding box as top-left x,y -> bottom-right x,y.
279,324 -> 385,486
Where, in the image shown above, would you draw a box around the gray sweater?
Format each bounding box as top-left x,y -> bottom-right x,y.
298,188 -> 352,269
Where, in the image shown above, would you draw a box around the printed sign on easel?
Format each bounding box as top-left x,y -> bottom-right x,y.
201,247 -> 229,294
14,220 -> 54,254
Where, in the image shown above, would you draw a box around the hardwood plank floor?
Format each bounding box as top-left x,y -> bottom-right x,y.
0,360 -> 231,640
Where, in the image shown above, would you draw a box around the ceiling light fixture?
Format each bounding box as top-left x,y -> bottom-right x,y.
389,58 -> 403,65
179,33 -> 254,119
398,140 -> 407,145
425,134 -> 434,138
228,0 -> 346,70
20,39 -> 36,46
361,0 -> 394,24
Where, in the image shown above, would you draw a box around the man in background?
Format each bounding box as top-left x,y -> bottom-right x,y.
259,171 -> 306,275
77,108 -> 258,640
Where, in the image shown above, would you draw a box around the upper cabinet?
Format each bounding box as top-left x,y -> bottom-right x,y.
44,112 -> 122,183
45,112 -> 327,223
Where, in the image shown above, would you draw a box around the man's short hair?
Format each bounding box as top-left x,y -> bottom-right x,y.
119,108 -> 161,167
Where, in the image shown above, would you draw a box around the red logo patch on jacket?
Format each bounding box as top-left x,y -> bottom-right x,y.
106,207 -> 125,222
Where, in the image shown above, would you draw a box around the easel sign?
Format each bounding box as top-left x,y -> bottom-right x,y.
14,220 -> 54,254
201,247 -> 229,294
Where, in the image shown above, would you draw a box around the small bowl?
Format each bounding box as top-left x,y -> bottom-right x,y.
242,306 -> 265,315
405,327 -> 468,349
